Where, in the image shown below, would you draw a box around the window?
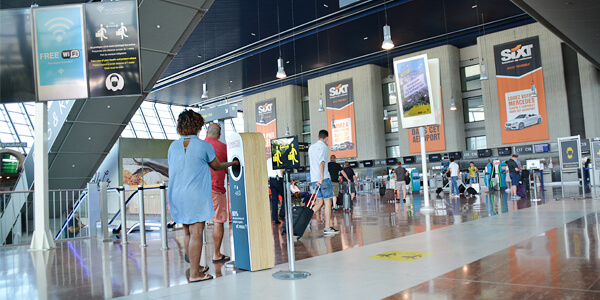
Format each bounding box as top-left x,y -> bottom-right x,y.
302,101 -> 310,121
463,96 -> 484,123
386,146 -> 400,158
460,65 -> 482,92
384,110 -> 398,133
466,136 -> 487,150
382,82 -> 398,106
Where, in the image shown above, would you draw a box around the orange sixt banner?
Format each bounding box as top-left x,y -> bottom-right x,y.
256,98 -> 276,157
408,94 -> 445,153
494,36 -> 548,144
326,78 -> 357,159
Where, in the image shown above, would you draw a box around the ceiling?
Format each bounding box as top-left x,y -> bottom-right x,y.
511,0 -> 600,69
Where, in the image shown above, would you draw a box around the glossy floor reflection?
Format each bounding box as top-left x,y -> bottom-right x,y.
1,186 -> 598,299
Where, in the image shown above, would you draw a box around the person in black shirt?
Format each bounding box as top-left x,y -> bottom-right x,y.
506,154 -> 521,198
328,155 -> 343,208
341,162 -> 358,201
392,161 -> 407,202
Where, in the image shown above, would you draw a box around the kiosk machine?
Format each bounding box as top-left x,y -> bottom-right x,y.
227,132 -> 275,271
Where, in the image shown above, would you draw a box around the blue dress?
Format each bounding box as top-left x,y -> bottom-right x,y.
168,135 -> 216,224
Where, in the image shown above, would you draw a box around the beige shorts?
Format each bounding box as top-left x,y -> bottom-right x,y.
332,182 -> 340,196
212,191 -> 228,223
395,181 -> 407,191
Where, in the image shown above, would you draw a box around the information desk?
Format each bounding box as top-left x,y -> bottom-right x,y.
227,132 -> 275,271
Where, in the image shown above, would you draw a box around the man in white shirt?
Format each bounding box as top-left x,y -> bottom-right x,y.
308,130 -> 339,235
444,158 -> 460,197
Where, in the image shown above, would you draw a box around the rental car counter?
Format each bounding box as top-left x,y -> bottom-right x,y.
227,132 -> 275,271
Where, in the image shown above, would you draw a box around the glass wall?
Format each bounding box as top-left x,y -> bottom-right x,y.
463,96 -> 485,123
386,145 -> 400,158
466,136 -> 487,150
460,65 -> 482,92
384,110 -> 398,133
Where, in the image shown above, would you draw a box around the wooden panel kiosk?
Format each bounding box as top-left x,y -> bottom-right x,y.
227,132 -> 274,271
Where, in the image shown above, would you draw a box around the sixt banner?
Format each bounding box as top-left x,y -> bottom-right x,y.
85,1 -> 141,97
255,99 -> 276,158
326,78 -> 357,159
494,36 -> 549,144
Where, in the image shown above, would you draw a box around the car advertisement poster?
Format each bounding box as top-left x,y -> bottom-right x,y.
494,36 -> 549,144
86,1 -> 141,97
256,99 -> 276,158
393,54 -> 440,128
408,59 -> 445,153
326,78 -> 357,159
32,5 -> 88,101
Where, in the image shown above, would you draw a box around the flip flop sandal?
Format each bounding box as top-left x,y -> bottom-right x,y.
189,273 -> 213,283
200,265 -> 209,273
212,255 -> 230,263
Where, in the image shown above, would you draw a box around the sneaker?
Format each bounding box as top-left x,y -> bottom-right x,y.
324,227 -> 340,235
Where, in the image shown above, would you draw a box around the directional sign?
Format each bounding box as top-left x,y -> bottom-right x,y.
559,137 -> 581,170
0,142 -> 27,148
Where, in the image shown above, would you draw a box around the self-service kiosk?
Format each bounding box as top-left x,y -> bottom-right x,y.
227,132 -> 275,271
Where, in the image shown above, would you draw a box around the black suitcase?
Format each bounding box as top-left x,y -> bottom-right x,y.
282,186 -> 319,239
379,186 -> 386,196
466,187 -> 478,195
336,192 -> 344,206
458,185 -> 466,194
516,184 -> 527,198
436,187 -> 443,195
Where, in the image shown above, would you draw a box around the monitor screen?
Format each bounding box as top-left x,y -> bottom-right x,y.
386,158 -> 397,165
403,156 -> 415,164
526,159 -> 541,169
297,166 -> 305,172
448,152 -> 462,159
348,161 -> 359,168
534,143 -> 549,153
428,154 -> 442,162
478,149 -> 492,158
362,160 -> 374,167
497,147 -> 512,156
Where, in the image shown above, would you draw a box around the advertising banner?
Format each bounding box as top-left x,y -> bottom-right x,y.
270,136 -> 300,170
32,5 -> 88,101
393,54 -> 440,128
256,99 -> 276,157
86,1 -> 141,97
326,78 -> 357,159
408,58 -> 445,153
494,36 -> 549,144
558,137 -> 581,170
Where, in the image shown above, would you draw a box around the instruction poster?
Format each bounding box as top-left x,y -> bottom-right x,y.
326,78 -> 357,159
86,0 -> 141,97
270,136 -> 299,170
494,36 -> 548,144
256,99 -> 277,158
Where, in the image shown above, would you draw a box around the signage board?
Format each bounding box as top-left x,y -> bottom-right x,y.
256,98 -> 277,157
386,158 -> 397,166
0,142 -> 28,148
85,1 -> 141,97
448,152 -> 462,160
348,161 -> 359,168
326,78 -> 357,159
403,156 -> 415,164
428,154 -> 441,162
580,138 -> 590,154
298,142 -> 309,152
534,143 -> 549,153
498,147 -> 512,156
270,136 -> 299,170
478,149 -> 492,158
462,150 -> 478,159
362,160 -> 374,168
200,104 -> 238,122
592,141 -> 600,171
558,137 -> 581,170
514,145 -> 534,155
33,5 -> 88,101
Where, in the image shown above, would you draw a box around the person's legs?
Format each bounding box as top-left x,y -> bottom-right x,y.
184,224 -> 190,260
324,199 -> 333,229
269,178 -> 280,222
451,176 -> 458,195
212,222 -> 225,260
211,191 -> 228,261
332,182 -> 339,208
401,182 -> 407,200
350,182 -> 356,201
188,222 -> 208,281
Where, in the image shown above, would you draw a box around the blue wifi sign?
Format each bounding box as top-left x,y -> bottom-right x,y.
33,5 -> 88,101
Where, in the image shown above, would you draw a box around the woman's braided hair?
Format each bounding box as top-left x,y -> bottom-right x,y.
176,109 -> 205,136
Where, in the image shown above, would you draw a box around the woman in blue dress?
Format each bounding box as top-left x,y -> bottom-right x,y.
168,109 -> 238,282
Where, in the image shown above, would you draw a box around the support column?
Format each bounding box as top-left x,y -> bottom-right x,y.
30,101 -> 55,250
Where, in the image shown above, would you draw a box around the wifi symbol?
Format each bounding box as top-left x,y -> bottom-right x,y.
44,17 -> 74,42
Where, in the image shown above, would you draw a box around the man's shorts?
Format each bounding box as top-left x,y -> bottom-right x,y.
312,178 -> 334,200
510,173 -> 520,186
212,191 -> 228,223
395,181 -> 407,191
332,182 -> 340,196
343,181 -> 356,194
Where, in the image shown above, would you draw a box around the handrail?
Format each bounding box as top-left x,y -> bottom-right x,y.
108,186 -> 163,227
54,191 -> 89,240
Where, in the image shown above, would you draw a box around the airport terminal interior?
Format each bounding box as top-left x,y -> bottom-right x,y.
1,0 -> 600,299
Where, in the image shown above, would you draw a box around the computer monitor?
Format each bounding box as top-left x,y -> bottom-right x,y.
428,154 -> 441,162
448,152 -> 462,159
534,143 -> 549,153
348,161 -> 359,168
477,149 -> 492,158
526,159 -> 541,169
497,147 -> 512,156
403,156 -> 415,164
362,160 -> 374,167
386,158 -> 397,165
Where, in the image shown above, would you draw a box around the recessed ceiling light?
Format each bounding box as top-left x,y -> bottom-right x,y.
286,60 -> 290,64
198,55 -> 202,58
363,37 -> 368,40
324,4 -> 328,7
230,80 -> 233,83
88,137 -> 92,140
472,5 -> 477,8
251,33 -> 256,36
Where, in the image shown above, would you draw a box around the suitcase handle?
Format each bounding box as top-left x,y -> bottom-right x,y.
307,185 -> 321,209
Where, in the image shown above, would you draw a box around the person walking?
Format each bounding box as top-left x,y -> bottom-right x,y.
507,154 -> 521,199
392,161 -> 408,202
444,158 -> 460,197
267,158 -> 285,224
328,155 -> 343,209
468,162 -> 478,184
168,110 -> 237,282
308,130 -> 339,235
341,162 -> 358,201
204,123 -> 230,264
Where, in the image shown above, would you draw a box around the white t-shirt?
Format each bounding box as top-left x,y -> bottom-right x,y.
308,140 -> 331,182
290,184 -> 300,193
449,162 -> 459,177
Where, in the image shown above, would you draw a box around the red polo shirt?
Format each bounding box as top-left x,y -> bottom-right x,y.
204,136 -> 228,193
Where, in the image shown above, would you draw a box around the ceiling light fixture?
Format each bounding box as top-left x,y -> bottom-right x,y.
382,25 -> 394,50
331,117 -> 336,129
383,109 -> 389,121
318,96 -> 325,112
478,7 -> 489,81
285,124 -> 290,136
276,57 -> 287,79
201,82 -> 208,99
450,96 -> 457,111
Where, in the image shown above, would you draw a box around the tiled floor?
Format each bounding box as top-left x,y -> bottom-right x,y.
1,185 -> 599,299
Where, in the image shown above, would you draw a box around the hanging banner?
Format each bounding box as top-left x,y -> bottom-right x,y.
494,36 -> 549,144
255,99 -> 276,157
32,5 -> 88,101
393,54 -> 441,128
85,0 -> 142,97
408,58 -> 445,153
326,78 -> 357,159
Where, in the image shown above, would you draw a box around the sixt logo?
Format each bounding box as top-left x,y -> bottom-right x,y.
500,43 -> 534,62
257,102 -> 273,113
329,83 -> 349,97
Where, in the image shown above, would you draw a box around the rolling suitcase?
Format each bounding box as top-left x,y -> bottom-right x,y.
516,184 -> 527,198
343,192 -> 352,212
379,186 -> 386,196
336,192 -> 344,206
282,186 -> 319,239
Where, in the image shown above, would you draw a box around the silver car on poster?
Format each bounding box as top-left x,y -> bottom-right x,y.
505,113 -> 543,130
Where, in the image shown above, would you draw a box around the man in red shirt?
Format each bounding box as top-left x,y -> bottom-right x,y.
204,123 -> 230,263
